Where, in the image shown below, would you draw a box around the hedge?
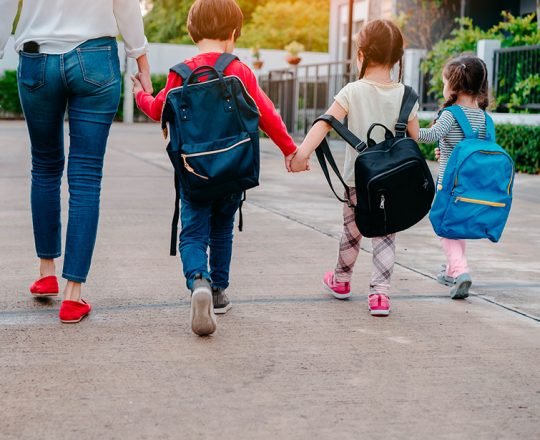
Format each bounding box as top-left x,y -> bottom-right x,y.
0,70 -> 22,115
419,119 -> 540,174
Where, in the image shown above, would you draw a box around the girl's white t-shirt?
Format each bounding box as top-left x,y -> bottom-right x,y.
334,79 -> 419,187
0,0 -> 148,59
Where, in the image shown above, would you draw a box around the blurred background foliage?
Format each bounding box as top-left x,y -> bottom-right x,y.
143,0 -> 329,52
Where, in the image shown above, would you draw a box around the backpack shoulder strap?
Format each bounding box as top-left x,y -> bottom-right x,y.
313,115 -> 369,207
395,85 -> 418,138
444,105 -> 476,139
485,112 -> 496,142
170,63 -> 193,83
214,52 -> 239,73
316,114 -> 367,152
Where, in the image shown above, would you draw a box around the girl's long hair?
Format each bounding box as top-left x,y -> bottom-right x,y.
355,19 -> 404,82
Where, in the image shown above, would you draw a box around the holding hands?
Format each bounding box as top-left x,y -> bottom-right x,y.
131,54 -> 153,96
290,150 -> 311,172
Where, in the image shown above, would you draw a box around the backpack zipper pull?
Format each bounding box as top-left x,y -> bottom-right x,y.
380,195 -> 385,209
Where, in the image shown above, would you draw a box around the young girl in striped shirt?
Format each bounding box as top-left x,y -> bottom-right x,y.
417,55 -> 490,299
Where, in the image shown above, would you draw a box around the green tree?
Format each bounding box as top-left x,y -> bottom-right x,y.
143,0 -> 272,45
143,0 -> 193,44
239,0 -> 329,52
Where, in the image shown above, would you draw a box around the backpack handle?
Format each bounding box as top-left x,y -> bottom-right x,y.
176,66 -> 233,120
366,123 -> 394,147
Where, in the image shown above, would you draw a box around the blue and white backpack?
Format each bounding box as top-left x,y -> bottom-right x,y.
429,105 -> 514,242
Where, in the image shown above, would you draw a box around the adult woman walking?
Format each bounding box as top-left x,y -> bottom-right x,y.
0,0 -> 152,323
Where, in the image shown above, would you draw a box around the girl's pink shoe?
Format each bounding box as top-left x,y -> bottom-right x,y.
29,276 -> 59,297
59,299 -> 91,323
368,294 -> 390,316
322,271 -> 351,299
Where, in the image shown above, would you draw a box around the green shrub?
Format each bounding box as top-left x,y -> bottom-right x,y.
418,119 -> 437,161
496,123 -> 540,174
419,119 -> 540,174
0,70 -> 22,115
422,12 -> 540,112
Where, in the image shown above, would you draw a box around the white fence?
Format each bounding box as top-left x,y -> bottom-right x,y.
0,37 -> 329,75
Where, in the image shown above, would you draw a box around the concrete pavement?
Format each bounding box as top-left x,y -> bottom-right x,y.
0,121 -> 539,440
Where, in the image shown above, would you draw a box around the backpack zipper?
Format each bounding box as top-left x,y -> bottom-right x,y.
454,196 -> 506,208
367,160 -> 419,210
181,137 -> 251,179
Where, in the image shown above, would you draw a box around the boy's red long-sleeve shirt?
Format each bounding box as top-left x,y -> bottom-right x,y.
136,52 -> 297,156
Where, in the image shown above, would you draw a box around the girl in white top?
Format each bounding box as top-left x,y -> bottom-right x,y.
291,20 -> 419,317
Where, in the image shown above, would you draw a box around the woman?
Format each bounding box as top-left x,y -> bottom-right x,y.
0,0 -> 152,323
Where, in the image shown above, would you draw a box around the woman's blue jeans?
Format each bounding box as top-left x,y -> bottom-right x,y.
17,37 -> 121,283
179,193 -> 242,291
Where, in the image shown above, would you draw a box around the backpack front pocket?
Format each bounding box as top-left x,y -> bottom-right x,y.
441,193 -> 511,241
181,132 -> 255,190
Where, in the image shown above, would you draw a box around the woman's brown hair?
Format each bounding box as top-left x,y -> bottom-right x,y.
442,55 -> 489,110
188,0 -> 243,43
355,19 -> 404,81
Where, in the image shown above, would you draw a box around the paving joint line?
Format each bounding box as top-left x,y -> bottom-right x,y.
247,200 -> 540,323
108,146 -> 540,324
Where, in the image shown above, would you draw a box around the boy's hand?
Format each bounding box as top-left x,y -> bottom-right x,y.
434,147 -> 441,161
285,151 -> 296,172
131,74 -> 144,97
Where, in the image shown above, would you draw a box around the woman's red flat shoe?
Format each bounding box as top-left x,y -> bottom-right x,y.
29,276 -> 59,297
59,299 -> 91,323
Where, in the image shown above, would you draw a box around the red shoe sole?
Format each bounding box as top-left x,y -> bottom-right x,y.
60,313 -> 90,324
31,291 -> 59,298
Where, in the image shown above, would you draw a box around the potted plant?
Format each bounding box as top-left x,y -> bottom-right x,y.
251,45 -> 264,70
284,41 -> 305,65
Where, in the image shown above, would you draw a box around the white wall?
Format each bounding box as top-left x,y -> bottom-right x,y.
0,37 -> 329,75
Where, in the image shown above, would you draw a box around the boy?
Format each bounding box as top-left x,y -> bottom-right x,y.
132,0 -> 298,336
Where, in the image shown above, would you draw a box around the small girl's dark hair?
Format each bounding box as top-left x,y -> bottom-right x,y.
355,19 -> 404,81
442,55 -> 490,110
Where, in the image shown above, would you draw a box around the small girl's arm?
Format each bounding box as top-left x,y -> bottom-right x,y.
290,101 -> 348,172
416,110 -> 455,143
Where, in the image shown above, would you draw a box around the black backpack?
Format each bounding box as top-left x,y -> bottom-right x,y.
315,86 -> 435,238
161,53 -> 261,255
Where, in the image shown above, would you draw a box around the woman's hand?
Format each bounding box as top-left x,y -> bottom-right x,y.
136,54 -> 153,94
434,147 -> 441,161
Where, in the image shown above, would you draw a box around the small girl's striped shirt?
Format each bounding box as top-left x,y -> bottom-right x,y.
418,105 -> 486,185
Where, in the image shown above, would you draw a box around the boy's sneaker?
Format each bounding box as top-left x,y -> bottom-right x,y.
436,267 -> 455,287
190,275 -> 217,336
368,294 -> 390,316
449,273 -> 472,300
322,271 -> 351,300
212,287 -> 232,315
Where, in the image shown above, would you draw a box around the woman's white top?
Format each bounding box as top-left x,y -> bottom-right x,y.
0,0 -> 148,59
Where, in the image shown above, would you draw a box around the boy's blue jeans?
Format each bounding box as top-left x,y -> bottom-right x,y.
179,192 -> 243,290
17,37 -> 121,283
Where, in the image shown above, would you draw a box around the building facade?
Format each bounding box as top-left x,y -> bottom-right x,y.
329,0 -> 537,61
